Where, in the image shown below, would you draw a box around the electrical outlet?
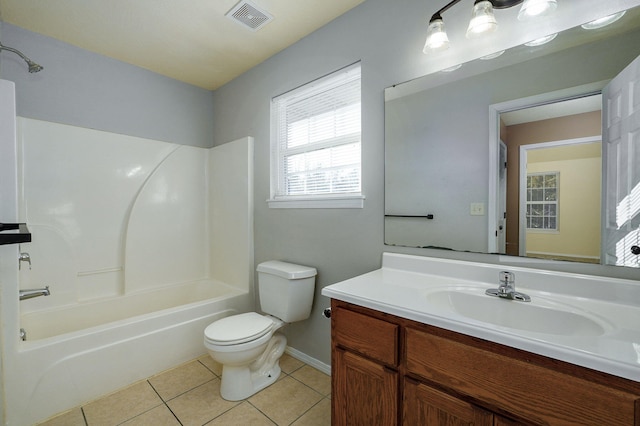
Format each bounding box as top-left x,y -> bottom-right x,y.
470,202 -> 485,216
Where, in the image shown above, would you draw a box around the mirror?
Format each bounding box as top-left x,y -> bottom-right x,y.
384,6 -> 640,268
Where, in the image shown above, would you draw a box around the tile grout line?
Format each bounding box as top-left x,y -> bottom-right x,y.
145,379 -> 185,426
241,369 -> 293,426
80,406 -> 89,426
244,399 -> 279,425
288,373 -> 330,398
288,397 -> 327,426
153,361 -> 252,426
244,369 -> 329,426
196,358 -> 220,376
201,401 -> 246,425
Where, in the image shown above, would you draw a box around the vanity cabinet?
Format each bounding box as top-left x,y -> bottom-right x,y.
403,377 -> 495,425
330,299 -> 640,425
332,304 -> 399,425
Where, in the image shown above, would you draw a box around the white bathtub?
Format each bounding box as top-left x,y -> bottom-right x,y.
0,108 -> 256,425
10,281 -> 251,425
20,279 -> 244,340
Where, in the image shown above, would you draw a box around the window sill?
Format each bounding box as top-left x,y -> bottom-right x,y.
526,229 -> 560,234
267,195 -> 365,209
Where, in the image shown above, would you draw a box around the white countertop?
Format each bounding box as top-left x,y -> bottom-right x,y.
322,253 -> 640,382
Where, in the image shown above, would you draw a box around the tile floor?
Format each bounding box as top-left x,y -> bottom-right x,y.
37,353 -> 331,426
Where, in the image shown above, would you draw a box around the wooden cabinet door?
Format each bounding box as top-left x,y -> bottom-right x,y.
403,378 -> 493,426
333,348 -> 398,426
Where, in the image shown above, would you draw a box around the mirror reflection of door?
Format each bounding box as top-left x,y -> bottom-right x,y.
499,95 -> 602,261
496,53 -> 640,266
602,54 -> 640,268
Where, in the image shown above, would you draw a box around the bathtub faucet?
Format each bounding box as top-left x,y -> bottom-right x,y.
19,286 -> 50,301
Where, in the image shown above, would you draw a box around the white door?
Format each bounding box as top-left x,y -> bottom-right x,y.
602,54 -> 640,267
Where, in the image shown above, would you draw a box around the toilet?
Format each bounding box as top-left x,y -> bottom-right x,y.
204,260 -> 317,401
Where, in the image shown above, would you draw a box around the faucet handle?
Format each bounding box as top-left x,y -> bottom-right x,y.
499,271 -> 514,284
19,252 -> 31,270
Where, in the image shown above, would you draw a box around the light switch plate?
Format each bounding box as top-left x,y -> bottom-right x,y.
470,202 -> 485,216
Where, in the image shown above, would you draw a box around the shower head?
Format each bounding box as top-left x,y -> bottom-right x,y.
26,60 -> 43,73
0,42 -> 43,73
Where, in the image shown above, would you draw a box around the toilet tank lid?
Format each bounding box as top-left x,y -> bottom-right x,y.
257,260 -> 317,279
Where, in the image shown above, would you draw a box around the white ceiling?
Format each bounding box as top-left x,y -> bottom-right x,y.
0,0 -> 366,90
501,94 -> 603,126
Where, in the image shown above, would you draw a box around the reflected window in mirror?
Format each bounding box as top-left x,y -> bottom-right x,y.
526,172 -> 558,231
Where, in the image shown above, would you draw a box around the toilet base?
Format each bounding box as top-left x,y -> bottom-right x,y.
220,362 -> 281,401
218,333 -> 287,401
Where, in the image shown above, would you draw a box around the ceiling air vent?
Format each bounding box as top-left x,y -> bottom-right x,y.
226,0 -> 274,31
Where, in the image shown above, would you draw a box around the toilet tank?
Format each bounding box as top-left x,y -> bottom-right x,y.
257,261 -> 317,323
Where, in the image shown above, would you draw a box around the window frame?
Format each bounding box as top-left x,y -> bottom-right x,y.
268,62 -> 364,209
525,171 -> 559,232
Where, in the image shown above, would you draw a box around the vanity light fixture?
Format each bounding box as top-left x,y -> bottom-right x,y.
423,0 -> 557,53
581,11 -> 626,30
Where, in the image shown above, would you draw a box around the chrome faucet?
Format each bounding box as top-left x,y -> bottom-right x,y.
19,286 -> 50,301
485,271 -> 530,302
19,252 -> 31,270
498,271 -> 516,297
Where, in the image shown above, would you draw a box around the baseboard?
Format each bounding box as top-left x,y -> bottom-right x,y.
525,251 -> 600,264
285,346 -> 331,376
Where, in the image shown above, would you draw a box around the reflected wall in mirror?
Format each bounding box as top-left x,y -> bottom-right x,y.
385,6 -> 640,268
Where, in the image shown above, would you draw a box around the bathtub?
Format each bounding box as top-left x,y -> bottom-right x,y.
10,281 -> 251,425
0,108 -> 256,425
20,279 -> 244,340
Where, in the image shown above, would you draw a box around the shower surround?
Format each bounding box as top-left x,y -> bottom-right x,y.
0,79 -> 254,425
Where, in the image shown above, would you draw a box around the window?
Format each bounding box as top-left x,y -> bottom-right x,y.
269,63 -> 363,208
526,172 -> 559,230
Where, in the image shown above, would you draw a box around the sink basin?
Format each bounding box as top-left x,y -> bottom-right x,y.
424,287 -> 608,337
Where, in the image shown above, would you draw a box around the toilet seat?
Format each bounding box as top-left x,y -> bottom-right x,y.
204,312 -> 274,346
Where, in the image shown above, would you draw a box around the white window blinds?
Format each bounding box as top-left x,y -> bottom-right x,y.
270,63 -> 362,208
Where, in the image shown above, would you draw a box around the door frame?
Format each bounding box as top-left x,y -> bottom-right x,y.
487,81 -> 606,254
498,140 -> 507,253
518,136 -> 602,257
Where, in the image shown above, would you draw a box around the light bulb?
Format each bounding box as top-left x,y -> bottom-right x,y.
467,0 -> 497,39
423,15 -> 450,53
518,0 -> 557,21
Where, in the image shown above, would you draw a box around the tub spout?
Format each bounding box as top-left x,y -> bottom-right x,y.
19,286 -> 50,301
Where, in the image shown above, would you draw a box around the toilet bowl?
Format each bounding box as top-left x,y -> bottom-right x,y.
204,312 -> 286,401
204,261 -> 316,401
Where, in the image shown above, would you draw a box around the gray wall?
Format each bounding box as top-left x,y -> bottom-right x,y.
0,23 -> 214,147
211,0 -> 640,365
